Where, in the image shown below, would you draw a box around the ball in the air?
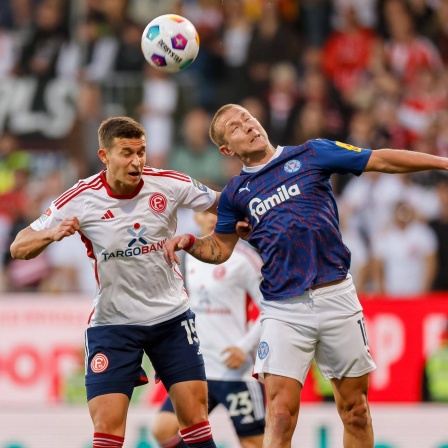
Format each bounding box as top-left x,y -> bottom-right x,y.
141,14 -> 200,73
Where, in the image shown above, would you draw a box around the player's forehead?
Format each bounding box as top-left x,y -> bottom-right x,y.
112,136 -> 146,150
220,107 -> 250,130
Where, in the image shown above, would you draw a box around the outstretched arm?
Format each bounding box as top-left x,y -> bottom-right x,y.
10,217 -> 80,260
365,149 -> 448,173
163,231 -> 239,267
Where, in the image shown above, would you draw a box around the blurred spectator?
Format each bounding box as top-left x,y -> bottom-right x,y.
264,62 -> 300,146
429,180 -> 448,291
299,0 -> 333,47
244,0 -> 301,97
140,65 -> 180,169
168,107 -> 228,189
382,0 -> 443,87
0,26 -> 16,78
422,320 -> 448,402
371,201 -> 438,296
322,5 -> 378,100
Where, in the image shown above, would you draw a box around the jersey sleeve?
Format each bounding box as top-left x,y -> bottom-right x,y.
310,139 -> 372,176
214,186 -> 244,234
175,175 -> 216,211
30,202 -> 66,231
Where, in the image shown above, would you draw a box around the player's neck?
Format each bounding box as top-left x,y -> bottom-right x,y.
242,144 -> 277,168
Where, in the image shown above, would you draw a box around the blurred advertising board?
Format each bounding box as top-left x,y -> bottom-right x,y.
1,294 -> 448,404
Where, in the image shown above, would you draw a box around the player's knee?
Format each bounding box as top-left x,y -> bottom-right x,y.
268,405 -> 296,434
152,412 -> 179,442
340,400 -> 371,430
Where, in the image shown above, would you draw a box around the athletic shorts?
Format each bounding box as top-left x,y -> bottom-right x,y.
160,379 -> 265,437
85,310 -> 205,400
253,275 -> 376,385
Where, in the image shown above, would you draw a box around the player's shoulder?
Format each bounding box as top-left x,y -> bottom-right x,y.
53,172 -> 104,210
142,166 -> 192,184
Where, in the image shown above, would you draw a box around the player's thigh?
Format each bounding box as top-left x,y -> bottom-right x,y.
209,380 -> 265,439
264,373 -> 302,418
169,379 -> 209,428
145,310 -> 206,392
331,373 -> 371,410
314,284 -> 376,380
254,312 -> 317,384
88,392 -> 130,434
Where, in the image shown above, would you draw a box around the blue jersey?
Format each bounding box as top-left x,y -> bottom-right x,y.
215,139 -> 372,300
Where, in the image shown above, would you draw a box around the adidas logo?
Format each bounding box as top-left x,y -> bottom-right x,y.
101,210 -> 115,220
240,415 -> 255,424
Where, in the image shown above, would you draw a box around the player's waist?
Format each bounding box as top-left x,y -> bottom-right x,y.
308,278 -> 346,291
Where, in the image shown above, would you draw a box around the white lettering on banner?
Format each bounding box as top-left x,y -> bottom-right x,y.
249,184 -> 301,223
423,314 -> 448,358
0,77 -> 78,138
367,315 -> 405,389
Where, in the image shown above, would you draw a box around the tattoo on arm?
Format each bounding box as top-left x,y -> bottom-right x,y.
190,235 -> 223,264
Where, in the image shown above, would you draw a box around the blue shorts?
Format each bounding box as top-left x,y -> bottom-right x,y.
85,310 -> 205,401
161,379 -> 266,437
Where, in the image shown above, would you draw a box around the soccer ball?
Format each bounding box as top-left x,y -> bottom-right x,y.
141,14 -> 200,73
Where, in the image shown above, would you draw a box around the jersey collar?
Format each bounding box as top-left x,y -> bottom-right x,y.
242,146 -> 284,173
100,170 -> 144,199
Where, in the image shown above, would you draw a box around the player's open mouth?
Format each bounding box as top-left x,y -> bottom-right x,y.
251,134 -> 260,143
128,171 -> 140,178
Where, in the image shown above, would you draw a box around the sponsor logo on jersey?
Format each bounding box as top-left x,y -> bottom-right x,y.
284,159 -> 301,173
91,353 -> 109,373
38,208 -> 52,224
101,209 -> 115,220
258,341 -> 269,360
336,141 -> 361,152
127,223 -> 148,246
149,193 -> 167,213
192,178 -> 208,192
238,181 -> 251,193
101,224 -> 166,260
249,183 -> 301,223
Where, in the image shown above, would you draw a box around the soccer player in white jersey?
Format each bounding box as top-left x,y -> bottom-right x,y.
10,117 -> 220,448
153,211 -> 265,448
163,104 -> 448,448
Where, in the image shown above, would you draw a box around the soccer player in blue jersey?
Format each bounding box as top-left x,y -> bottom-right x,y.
163,104 -> 448,448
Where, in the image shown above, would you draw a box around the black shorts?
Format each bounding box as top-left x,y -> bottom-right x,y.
160,379 -> 266,437
85,310 -> 206,400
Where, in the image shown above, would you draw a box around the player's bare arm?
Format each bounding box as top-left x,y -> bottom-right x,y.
10,217 -> 80,260
365,149 -> 448,173
164,231 -> 238,267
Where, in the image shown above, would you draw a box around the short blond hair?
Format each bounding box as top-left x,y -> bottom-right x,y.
209,104 -> 242,147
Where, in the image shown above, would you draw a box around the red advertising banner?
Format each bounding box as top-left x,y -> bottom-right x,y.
1,294 -> 448,404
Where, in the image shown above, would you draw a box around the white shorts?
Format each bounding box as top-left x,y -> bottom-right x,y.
253,275 -> 376,385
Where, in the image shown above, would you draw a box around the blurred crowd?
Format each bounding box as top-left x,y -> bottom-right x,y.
1,0 -> 448,297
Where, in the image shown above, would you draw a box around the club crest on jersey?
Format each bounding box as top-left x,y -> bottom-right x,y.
91,353 -> 109,373
192,177 -> 208,192
258,341 -> 269,360
249,183 -> 301,223
149,193 -> 167,213
284,159 -> 301,173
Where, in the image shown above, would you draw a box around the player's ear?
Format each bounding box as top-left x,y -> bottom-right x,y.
98,148 -> 108,164
219,145 -> 234,157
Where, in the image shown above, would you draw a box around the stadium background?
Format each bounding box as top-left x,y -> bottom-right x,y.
1,0 -> 448,447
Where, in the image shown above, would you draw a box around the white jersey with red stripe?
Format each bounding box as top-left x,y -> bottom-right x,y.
30,168 -> 216,327
185,242 -> 263,381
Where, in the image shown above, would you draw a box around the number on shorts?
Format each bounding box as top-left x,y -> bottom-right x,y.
226,391 -> 253,417
181,319 -> 199,344
357,317 -> 369,346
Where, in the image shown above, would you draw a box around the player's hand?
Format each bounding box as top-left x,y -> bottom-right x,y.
52,217 -> 80,241
235,217 -> 252,241
163,234 -> 190,267
222,346 -> 246,369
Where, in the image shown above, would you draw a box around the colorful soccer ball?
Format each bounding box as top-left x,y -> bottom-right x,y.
141,14 -> 200,73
